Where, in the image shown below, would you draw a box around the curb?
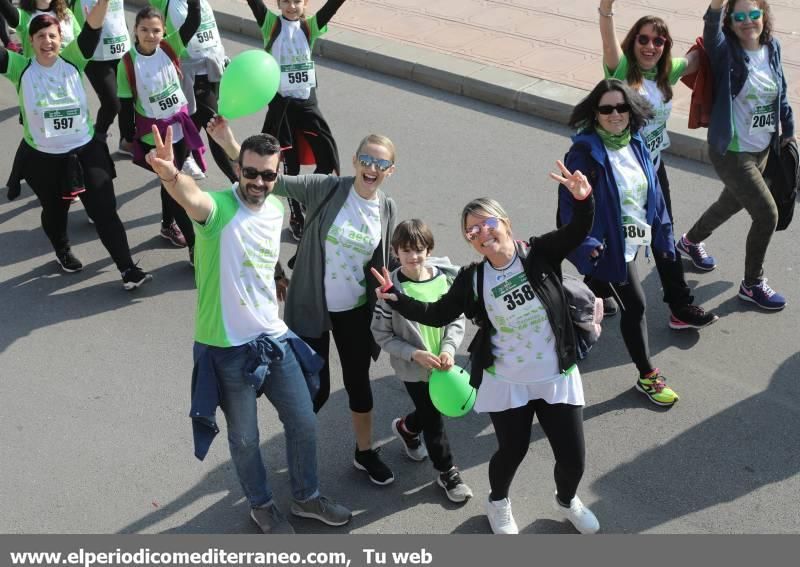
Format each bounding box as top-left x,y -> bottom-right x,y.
128,0 -> 711,165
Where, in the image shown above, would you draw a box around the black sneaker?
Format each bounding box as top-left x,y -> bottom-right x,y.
353,447 -> 394,486
436,467 -> 473,503
668,304 -> 719,330
56,249 -> 83,273
122,264 -> 152,290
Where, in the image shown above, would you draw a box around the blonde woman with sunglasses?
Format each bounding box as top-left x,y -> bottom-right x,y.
680,0 -> 795,310
372,164 -> 598,535
597,1 -> 719,332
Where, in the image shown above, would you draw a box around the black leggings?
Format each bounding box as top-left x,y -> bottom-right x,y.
608,260 -> 654,375
21,140 -> 134,272
301,304 -> 374,414
403,381 -> 453,472
489,400 -> 585,503
85,59 -> 121,137
191,74 -> 237,182
654,160 -> 692,307
141,139 -> 195,247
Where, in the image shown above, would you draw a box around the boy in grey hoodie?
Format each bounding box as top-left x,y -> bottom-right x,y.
371,220 -> 473,503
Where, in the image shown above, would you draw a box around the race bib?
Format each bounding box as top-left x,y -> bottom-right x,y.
43,107 -> 82,138
749,105 -> 776,134
101,34 -> 128,59
280,61 -> 316,92
645,123 -> 668,155
194,21 -> 220,49
490,272 -> 541,329
148,84 -> 187,119
621,216 -> 652,247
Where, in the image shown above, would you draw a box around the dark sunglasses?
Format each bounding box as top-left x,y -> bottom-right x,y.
732,9 -> 762,22
597,103 -> 631,115
357,154 -> 393,172
465,217 -> 500,241
240,167 -> 278,182
636,34 -> 667,48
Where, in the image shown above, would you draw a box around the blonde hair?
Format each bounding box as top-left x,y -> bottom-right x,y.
461,198 -> 511,242
356,134 -> 396,162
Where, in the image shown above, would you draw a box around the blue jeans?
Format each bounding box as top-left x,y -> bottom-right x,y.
212,335 -> 318,506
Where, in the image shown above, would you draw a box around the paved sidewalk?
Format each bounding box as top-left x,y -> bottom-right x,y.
190,0 -> 800,163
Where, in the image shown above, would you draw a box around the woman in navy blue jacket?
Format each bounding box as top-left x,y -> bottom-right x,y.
559,79 -> 716,408
679,0 -> 795,311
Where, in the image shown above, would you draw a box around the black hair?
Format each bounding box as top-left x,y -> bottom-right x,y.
238,133 -> 282,165
391,219 -> 434,254
568,78 -> 654,134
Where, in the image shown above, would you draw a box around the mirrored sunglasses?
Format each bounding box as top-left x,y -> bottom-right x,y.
465,217 -> 500,241
357,154 -> 393,172
732,9 -> 762,22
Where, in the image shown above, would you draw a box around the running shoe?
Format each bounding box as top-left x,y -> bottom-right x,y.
56,250 -> 83,273
486,496 -> 518,534
392,417 -> 428,461
738,279 -> 786,311
182,155 -> 206,180
676,235 -> 716,271
436,467 -> 473,503
122,265 -> 152,290
290,494 -> 352,526
636,368 -> 679,407
353,447 -> 394,486
250,503 -> 295,534
668,304 -> 719,330
160,221 -> 187,248
552,491 -> 600,534
117,139 -> 134,157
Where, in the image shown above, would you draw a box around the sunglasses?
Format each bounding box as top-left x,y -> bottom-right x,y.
597,103 -> 631,115
357,154 -> 393,172
240,167 -> 278,182
465,217 -> 500,241
732,9 -> 762,22
636,34 -> 667,48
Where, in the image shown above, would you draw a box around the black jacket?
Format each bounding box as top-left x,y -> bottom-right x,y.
385,194 -> 594,389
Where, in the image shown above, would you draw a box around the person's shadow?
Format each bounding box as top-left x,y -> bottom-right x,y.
587,351 -> 800,533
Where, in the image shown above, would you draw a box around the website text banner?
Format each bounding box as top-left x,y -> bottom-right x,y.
0,535 -> 793,567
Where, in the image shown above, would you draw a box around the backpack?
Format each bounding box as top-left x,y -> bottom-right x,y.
266,16 -> 311,52
476,261 -> 602,361
122,41 -> 183,102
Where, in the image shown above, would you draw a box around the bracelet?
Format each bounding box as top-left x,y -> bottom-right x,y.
159,170 -> 180,183
598,7 -> 615,17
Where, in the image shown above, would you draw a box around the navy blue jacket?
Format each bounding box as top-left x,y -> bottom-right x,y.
558,131 -> 674,284
704,7 -> 794,155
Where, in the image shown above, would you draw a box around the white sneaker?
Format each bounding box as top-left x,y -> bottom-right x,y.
182,155 -> 206,180
486,496 -> 518,534
552,491 -> 599,534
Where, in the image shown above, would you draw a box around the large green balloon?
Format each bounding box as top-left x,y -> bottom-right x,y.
218,50 -> 280,119
428,365 -> 476,418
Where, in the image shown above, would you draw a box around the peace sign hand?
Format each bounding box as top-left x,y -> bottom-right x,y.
549,159 -> 592,201
370,266 -> 398,302
145,125 -> 177,180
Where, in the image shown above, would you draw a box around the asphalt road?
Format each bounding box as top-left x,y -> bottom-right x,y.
1,17 -> 799,534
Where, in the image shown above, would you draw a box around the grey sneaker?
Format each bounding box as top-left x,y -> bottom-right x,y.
291,494 -> 352,526
392,417 -> 428,461
436,467 -> 473,503
250,503 -> 295,534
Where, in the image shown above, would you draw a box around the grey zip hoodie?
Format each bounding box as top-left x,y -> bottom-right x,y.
371,257 -> 466,383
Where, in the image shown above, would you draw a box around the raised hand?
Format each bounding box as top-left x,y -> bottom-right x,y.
549,159 -> 592,201
145,125 -> 177,180
370,266 -> 398,301
206,115 -> 239,158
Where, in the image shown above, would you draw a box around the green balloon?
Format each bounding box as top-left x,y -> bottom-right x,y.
218,50 -> 280,119
428,365 -> 476,418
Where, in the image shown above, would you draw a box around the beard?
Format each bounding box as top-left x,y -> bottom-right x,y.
237,182 -> 269,206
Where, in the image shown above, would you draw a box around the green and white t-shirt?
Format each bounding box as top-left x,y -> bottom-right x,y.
608,145 -> 651,261
156,0 -> 225,70
263,12 -> 326,100
16,8 -> 81,58
605,54 -> 687,165
399,268 -> 449,355
729,46 -> 777,153
473,257 -> 584,412
192,187 -> 288,347
72,0 -> 129,61
116,31 -> 188,144
323,188 -> 381,312
2,41 -> 93,154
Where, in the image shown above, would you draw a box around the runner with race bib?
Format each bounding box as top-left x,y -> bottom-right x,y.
246,0 -> 346,241
0,3 -> 151,289
117,0 -> 204,262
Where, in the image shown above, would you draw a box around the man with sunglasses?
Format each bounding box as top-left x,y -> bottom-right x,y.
144,122 -> 352,534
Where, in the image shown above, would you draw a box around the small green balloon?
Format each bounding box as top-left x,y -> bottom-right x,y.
428,365 -> 476,418
218,50 -> 280,119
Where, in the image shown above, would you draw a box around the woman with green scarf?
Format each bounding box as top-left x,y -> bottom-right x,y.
558,79 -> 712,408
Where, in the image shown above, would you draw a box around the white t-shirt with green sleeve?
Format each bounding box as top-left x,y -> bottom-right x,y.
605,54 -> 688,164
729,46 -> 777,153
192,187 -> 288,347
323,188 -> 381,312
608,145 -> 650,262
72,0 -> 130,61
2,41 -> 93,154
